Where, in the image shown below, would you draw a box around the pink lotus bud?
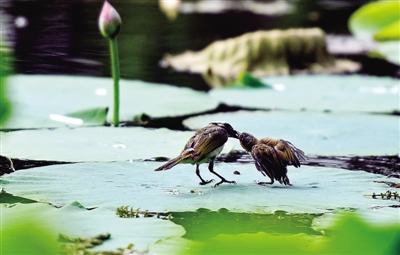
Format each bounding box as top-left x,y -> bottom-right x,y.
98,1 -> 121,39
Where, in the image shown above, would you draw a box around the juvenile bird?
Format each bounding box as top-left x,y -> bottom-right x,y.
239,132 -> 307,186
155,122 -> 240,187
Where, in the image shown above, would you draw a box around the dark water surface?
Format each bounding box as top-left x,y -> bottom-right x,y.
3,0 -> 377,91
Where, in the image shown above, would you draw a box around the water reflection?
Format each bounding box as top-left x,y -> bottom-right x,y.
3,0 -> 370,91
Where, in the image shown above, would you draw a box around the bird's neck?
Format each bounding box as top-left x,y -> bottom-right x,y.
242,137 -> 258,152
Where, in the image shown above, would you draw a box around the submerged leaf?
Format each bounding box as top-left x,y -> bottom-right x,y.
229,71 -> 272,88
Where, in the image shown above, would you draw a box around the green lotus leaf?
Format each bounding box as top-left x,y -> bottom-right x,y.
0,127 -> 190,162
2,202 -> 185,253
348,1 -> 400,65
3,75 -> 218,130
230,71 -> 272,88
0,126 -> 235,162
373,20 -> 400,42
349,1 -> 400,40
181,213 -> 400,255
209,74 -> 399,113
183,111 -> 399,156
1,161 -> 398,219
64,107 -> 109,126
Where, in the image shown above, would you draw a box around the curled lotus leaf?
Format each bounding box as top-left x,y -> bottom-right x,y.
161,28 -> 360,88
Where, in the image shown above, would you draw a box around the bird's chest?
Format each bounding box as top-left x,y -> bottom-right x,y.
196,145 -> 224,164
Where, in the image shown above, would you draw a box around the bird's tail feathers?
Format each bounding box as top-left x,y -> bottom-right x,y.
154,152 -> 192,171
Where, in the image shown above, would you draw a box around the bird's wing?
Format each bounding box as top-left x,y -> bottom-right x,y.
191,126 -> 228,162
274,140 -> 307,167
252,144 -> 281,180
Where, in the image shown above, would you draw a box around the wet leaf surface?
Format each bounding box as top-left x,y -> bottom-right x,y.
0,127 -> 195,162
209,74 -> 399,113
3,75 -> 218,130
1,161 -> 398,218
184,110 -> 399,156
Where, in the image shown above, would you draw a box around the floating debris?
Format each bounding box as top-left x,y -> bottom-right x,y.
116,205 -> 172,219
164,189 -> 182,195
373,180 -> 400,188
364,190 -> 399,201
59,233 -> 151,255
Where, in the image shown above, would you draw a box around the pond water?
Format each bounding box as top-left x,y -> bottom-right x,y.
3,0 -> 388,91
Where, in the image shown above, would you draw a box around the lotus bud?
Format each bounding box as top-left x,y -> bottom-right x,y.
98,1 -> 121,39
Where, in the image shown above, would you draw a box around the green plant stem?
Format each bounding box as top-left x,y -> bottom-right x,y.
109,38 -> 120,126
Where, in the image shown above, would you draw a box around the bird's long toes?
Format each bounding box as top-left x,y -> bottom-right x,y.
255,180 -> 272,186
214,179 -> 236,188
213,181 -> 223,188
199,179 -> 214,185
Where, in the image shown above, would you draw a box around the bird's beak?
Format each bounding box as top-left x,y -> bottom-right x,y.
234,130 -> 241,139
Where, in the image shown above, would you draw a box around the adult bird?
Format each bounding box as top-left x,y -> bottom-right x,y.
239,132 -> 307,186
155,122 -> 240,187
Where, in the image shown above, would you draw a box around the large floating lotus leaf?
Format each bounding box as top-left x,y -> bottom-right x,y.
183,111 -> 399,156
1,161 -> 398,220
0,127 -> 187,162
209,74 -> 399,113
0,126 -> 234,162
161,28 -> 360,88
2,202 -> 185,253
3,75 -> 218,130
348,1 -> 400,65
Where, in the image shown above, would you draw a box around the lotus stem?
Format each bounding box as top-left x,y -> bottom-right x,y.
109,38 -> 120,126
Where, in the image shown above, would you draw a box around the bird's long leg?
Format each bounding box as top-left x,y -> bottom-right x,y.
196,164 -> 214,185
208,158 -> 236,187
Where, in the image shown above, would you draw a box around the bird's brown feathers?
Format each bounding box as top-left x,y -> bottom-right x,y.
258,137 -> 306,168
184,125 -> 228,162
155,123 -> 231,171
239,132 -> 307,185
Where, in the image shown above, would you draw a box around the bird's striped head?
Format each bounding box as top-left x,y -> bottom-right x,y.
239,132 -> 259,152
209,122 -> 240,138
